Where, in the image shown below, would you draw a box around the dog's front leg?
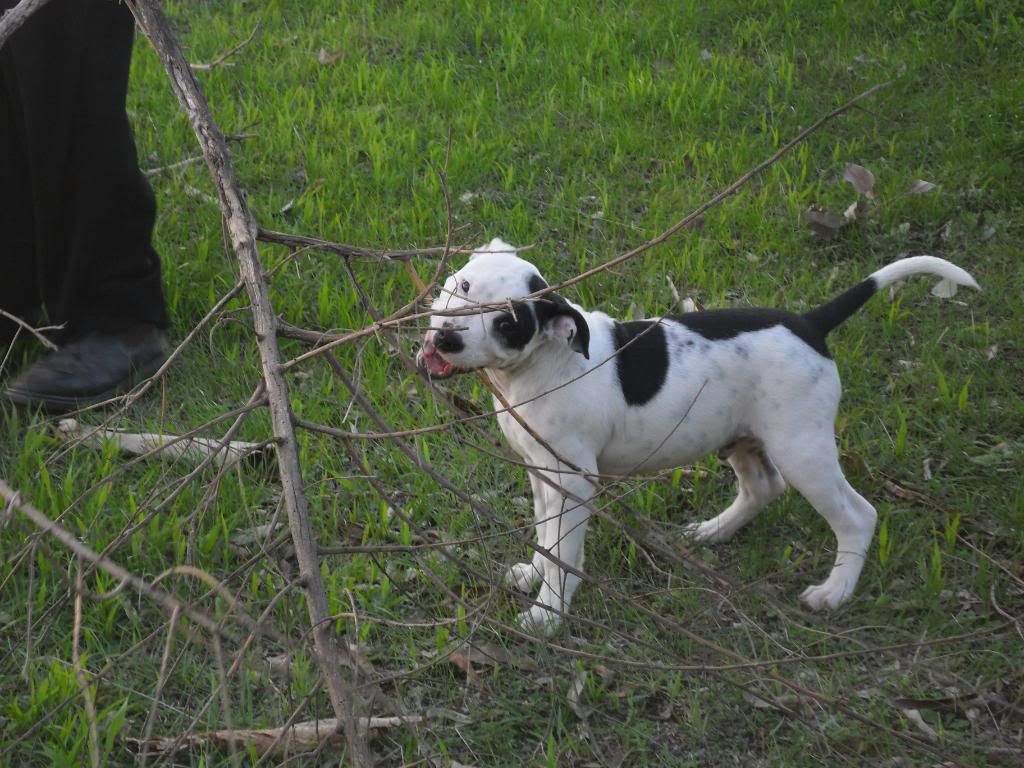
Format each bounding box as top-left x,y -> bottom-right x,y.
505,471 -> 550,593
518,461 -> 596,636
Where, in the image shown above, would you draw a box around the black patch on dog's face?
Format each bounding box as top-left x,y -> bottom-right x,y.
612,321 -> 669,405
492,303 -> 538,350
673,309 -> 831,358
527,273 -> 548,294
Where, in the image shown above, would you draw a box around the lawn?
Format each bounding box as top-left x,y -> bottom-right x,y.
2,0 -> 1023,765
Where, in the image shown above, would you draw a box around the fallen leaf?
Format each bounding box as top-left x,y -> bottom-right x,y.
230,523 -> 284,548
317,47 -> 343,65
910,179 -> 938,194
843,163 -> 876,198
567,669 -> 590,719
930,279 -> 960,298
900,708 -> 938,742
843,199 -> 859,223
448,651 -> 485,690
802,206 -> 845,239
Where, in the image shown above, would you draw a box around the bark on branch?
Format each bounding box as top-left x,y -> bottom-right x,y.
0,0 -> 52,50
125,2 -> 369,764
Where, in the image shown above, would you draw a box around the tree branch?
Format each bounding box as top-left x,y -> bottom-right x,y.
125,2 -> 369,764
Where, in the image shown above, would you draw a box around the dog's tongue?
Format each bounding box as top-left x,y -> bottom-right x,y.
417,342 -> 456,379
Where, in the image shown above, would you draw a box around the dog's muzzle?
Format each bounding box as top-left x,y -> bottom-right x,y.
416,328 -> 467,380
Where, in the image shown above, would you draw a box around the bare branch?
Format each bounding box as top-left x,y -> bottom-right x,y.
125,2 -> 369,762
0,0 -> 52,50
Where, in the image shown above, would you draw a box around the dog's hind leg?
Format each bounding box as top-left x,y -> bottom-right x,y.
685,439 -> 787,544
763,432 -> 876,610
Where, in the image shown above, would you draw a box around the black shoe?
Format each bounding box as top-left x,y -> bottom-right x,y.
1,325 -> 168,413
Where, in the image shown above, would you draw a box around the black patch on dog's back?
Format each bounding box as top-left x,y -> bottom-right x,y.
673,309 -> 832,358
612,321 -> 669,405
527,273 -> 548,294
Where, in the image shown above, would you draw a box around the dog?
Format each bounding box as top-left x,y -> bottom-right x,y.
416,238 -> 979,634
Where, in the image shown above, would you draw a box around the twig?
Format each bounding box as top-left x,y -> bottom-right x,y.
72,564 -> 101,768
139,607 -> 180,768
258,226 -> 475,262
0,0 -> 52,50
190,23 -> 259,71
144,154 -> 203,177
2,479 -> 224,635
126,2 -> 369,764
530,80 -> 894,297
0,307 -> 60,350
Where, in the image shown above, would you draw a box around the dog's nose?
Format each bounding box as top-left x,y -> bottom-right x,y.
430,323 -> 466,356
433,326 -> 463,353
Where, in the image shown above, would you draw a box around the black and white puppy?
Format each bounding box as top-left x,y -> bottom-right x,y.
416,238 -> 979,634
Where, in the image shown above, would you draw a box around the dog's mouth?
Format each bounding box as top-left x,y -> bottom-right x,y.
416,341 -> 469,380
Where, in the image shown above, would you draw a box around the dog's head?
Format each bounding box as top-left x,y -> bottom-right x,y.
416,238 -> 590,380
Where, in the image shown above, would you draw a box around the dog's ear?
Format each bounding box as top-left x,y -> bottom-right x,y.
536,296 -> 590,359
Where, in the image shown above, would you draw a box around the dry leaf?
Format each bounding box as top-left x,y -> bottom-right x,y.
843,200 -> 859,223
317,47 -> 343,65
843,163 -> 876,198
448,651 -> 485,690
567,669 -> 590,719
930,279 -> 960,299
910,179 -> 938,194
230,523 -> 284,548
900,708 -> 938,742
802,206 -> 845,239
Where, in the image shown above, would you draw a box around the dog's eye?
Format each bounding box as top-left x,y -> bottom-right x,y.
460,280 -> 470,293
496,317 -> 515,332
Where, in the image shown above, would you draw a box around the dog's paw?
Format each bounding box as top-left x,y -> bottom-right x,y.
799,579 -> 854,611
684,519 -> 732,544
517,604 -> 562,636
505,562 -> 541,593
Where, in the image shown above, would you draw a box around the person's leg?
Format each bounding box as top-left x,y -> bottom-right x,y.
0,12 -> 42,343
1,0 -> 168,411
6,0 -> 168,334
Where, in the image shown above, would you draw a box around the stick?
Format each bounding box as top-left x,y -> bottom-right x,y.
124,3 -> 368,764
0,0 -> 52,50
190,23 -> 258,71
0,307 -> 60,350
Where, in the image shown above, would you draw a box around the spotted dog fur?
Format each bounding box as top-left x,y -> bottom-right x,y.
417,238 -> 979,635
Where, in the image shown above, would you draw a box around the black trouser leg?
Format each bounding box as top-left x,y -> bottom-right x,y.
0,0 -> 168,341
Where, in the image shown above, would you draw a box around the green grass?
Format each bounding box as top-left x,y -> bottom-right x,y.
2,0 -> 1023,765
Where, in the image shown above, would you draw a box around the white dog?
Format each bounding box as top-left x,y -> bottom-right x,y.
416,239 -> 978,634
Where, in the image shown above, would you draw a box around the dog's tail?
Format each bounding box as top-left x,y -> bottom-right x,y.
804,256 -> 980,337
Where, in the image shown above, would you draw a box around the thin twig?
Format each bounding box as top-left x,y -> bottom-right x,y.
258,226 -> 475,262
0,307 -> 60,350
190,23 -> 259,71
72,564 -> 101,768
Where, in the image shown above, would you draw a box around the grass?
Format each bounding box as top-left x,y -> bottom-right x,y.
2,0 -> 1023,765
